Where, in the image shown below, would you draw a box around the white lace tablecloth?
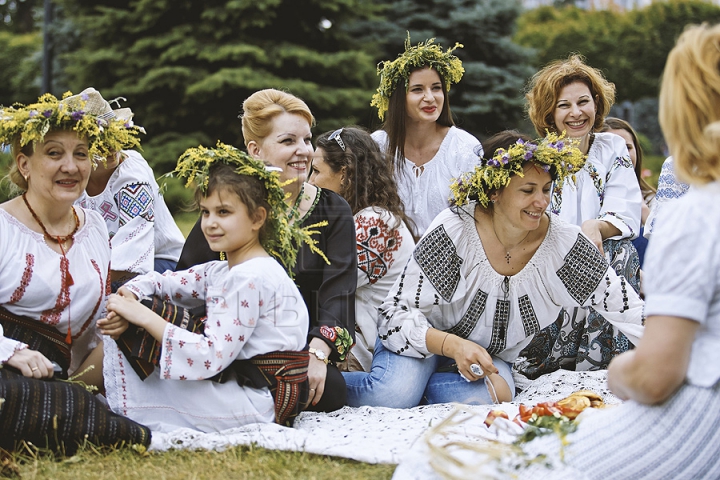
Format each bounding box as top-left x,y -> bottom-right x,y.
149,370 -> 617,468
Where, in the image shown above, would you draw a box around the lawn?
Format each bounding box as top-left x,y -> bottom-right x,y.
2,444 -> 395,479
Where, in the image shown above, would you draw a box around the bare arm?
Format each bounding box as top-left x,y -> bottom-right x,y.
608,315 -> 697,404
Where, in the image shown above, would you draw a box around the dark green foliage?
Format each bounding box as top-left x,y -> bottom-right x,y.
54,0 -> 381,176
515,0 -> 720,102
356,0 -> 534,138
0,31 -> 42,106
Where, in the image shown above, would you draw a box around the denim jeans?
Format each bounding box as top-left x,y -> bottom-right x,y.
343,338 -> 515,408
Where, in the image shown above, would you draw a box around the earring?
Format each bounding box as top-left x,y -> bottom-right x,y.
491,199 -> 496,204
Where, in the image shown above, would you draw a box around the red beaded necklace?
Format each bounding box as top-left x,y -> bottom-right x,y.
22,192 -> 80,245
22,192 -> 78,344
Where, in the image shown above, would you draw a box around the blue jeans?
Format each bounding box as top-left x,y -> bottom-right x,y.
343,338 -> 515,408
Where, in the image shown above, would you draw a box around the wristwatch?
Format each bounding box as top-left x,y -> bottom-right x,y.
309,347 -> 329,365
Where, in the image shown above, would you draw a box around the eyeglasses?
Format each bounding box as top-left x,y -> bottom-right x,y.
329,128 -> 346,152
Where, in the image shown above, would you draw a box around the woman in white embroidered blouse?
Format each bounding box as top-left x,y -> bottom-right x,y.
518,55 -> 645,379
510,24 -> 720,479
310,126 -> 416,372
0,90 -> 150,452
343,131 -> 643,408
370,38 -> 481,236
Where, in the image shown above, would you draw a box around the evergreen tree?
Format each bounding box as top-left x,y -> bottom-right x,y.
350,0 -> 534,138
55,0 -> 381,173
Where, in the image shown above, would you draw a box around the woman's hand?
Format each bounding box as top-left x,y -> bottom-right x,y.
581,219 -> 622,254
445,335 -> 498,382
97,310 -> 129,339
307,337 -> 331,406
6,347 -> 54,379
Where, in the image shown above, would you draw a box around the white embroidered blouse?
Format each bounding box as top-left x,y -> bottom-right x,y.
550,132 -> 642,240
353,207 -> 415,371
378,204 -> 644,364
372,127 -> 482,236
122,257 -> 309,378
644,183 -> 720,388
0,208 -> 110,372
77,150 -> 185,274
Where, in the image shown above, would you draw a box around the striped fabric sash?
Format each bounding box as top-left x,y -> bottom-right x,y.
0,305 -> 71,376
115,296 -> 309,426
239,350 -> 309,427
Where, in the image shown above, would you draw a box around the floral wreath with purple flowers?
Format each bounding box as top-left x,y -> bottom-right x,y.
0,91 -> 143,167
449,132 -> 586,208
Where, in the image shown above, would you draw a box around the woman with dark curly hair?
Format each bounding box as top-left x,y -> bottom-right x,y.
310,127 -> 415,372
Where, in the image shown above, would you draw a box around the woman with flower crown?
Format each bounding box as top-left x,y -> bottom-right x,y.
371,37 -> 482,237
440,25 -> 720,479
343,130 -> 644,408
517,55 -> 645,380
176,89 -> 356,413
0,91 -> 150,452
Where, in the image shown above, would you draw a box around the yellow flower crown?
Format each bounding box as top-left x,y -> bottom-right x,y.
371,36 -> 464,121
0,91 -> 143,165
450,132 -> 586,208
168,142 -> 328,274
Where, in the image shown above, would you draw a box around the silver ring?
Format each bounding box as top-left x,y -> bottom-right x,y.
310,388 -> 316,391
470,363 -> 484,377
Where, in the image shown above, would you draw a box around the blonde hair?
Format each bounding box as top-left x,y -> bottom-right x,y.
660,23 -> 720,185
526,54 -> 615,137
240,89 -> 315,146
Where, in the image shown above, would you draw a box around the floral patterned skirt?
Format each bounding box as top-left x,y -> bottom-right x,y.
516,238 -> 640,380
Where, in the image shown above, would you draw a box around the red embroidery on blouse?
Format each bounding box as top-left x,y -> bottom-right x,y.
9,253 -> 34,303
355,214 -> 404,284
40,255 -> 73,325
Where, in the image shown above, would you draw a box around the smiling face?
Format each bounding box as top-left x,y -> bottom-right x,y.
16,130 -> 91,205
199,188 -> 264,263
405,67 -> 444,124
553,81 -> 597,139
309,147 -> 344,195
491,163 -> 552,231
247,112 -> 313,188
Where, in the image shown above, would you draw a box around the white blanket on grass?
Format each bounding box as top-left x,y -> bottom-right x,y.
149,370 -> 619,469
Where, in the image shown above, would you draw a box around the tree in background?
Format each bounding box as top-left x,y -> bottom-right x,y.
352,0 -> 534,138
514,0 -> 720,153
53,0 -> 381,175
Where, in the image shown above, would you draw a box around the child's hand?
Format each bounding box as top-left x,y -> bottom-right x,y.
116,286 -> 138,300
106,293 -> 168,342
97,311 -> 129,339
107,293 -> 150,328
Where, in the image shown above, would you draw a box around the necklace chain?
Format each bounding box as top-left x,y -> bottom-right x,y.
22,193 -> 80,245
491,218 -> 530,264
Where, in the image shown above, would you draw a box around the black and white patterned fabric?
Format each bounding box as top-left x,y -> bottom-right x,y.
445,289 -> 488,339
518,295 -> 541,337
556,234 -> 608,305
413,225 -> 463,302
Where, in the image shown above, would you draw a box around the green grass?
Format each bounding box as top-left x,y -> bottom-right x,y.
3,444 -> 395,479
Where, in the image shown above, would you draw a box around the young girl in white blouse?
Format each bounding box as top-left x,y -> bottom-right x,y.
99,144 -> 316,431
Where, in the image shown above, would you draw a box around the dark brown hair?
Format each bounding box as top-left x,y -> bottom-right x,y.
316,126 -> 416,236
194,162 -> 270,243
381,66 -> 454,173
